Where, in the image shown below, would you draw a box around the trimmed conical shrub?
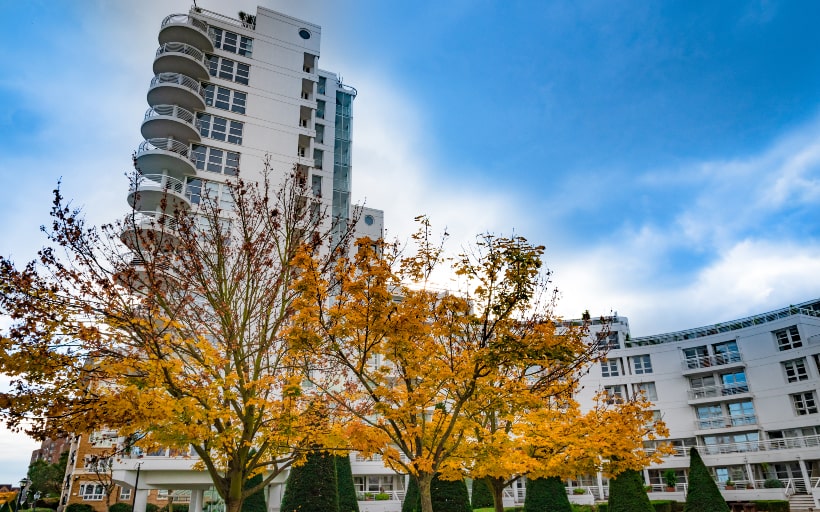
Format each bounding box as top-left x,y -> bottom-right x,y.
402,474 -> 470,512
430,476 -> 470,512
242,474 -> 266,512
402,476 -> 420,512
524,476 -> 571,512
684,447 -> 729,512
608,469 -> 653,512
280,451 -> 339,512
334,455 -> 360,512
470,478 -> 494,509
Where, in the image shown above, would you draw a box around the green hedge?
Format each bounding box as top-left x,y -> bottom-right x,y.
524,476 -> 571,512
751,501 -> 789,512
608,469 -> 653,512
470,479 -> 494,509
66,504 -> 95,512
146,504 -> 159,512
334,455 -> 359,512
281,451 -> 338,512
109,503 -> 133,512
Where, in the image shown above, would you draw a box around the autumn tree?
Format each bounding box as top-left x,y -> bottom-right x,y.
0,162 -> 350,512
289,218 -> 628,512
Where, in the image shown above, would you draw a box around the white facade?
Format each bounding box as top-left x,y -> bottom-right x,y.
575,299 -> 820,509
105,5 -> 389,512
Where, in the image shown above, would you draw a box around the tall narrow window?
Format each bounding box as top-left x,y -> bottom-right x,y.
601,358 -> 621,378
631,355 -> 652,374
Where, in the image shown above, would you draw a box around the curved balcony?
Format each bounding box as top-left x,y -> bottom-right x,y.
147,73 -> 206,112
141,105 -> 201,142
135,138 -> 196,179
120,211 -> 181,251
153,42 -> 209,81
128,174 -> 191,214
158,14 -> 214,53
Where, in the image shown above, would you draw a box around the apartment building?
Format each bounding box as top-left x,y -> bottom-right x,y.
575,298 -> 820,510
60,5 -> 386,512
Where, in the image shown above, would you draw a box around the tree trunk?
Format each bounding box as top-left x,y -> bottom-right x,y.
488,477 -> 507,512
417,473 -> 434,512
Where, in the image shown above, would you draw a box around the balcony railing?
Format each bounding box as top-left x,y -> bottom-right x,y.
155,42 -> 208,67
696,414 -> 757,430
144,104 -> 198,128
161,13 -> 209,35
648,433 -> 820,457
149,72 -> 206,101
682,351 -> 742,371
137,138 -> 195,162
124,211 -> 179,233
131,174 -> 186,195
688,383 -> 750,400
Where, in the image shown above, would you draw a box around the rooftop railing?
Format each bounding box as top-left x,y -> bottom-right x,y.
627,300 -> 820,347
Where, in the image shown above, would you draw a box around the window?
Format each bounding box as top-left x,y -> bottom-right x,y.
727,401 -> 755,425
89,430 -> 118,448
601,358 -> 621,377
633,382 -> 658,401
631,354 -> 652,374
792,392 -> 818,415
315,123 -> 325,144
776,326 -> 802,351
209,27 -> 253,57
783,358 -> 809,383
186,179 -> 235,211
713,340 -> 741,364
690,375 -> 717,399
318,76 -> 327,95
119,488 -> 132,501
696,404 -> 723,429
207,55 -> 250,85
311,175 -> 322,196
598,331 -> 619,349
604,385 -> 626,403
79,484 -> 104,501
317,99 -> 326,119
702,432 -> 760,454
683,346 -> 708,369
720,371 -> 748,394
198,114 -> 243,144
313,149 -> 323,169
191,145 -> 239,175
204,85 -> 247,114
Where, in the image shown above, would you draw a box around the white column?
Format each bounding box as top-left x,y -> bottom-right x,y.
133,490 -> 150,512
596,472 -> 605,500
798,457 -> 811,492
189,490 -> 204,512
267,483 -> 283,512
642,469 -> 651,490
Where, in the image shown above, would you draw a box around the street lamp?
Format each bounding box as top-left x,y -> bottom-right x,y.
16,478 -> 30,512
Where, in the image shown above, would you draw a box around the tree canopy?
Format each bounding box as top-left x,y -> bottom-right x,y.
289,218 -> 667,512
0,165 -> 349,512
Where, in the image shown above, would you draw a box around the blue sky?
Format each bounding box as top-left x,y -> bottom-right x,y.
3,0 -> 820,483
